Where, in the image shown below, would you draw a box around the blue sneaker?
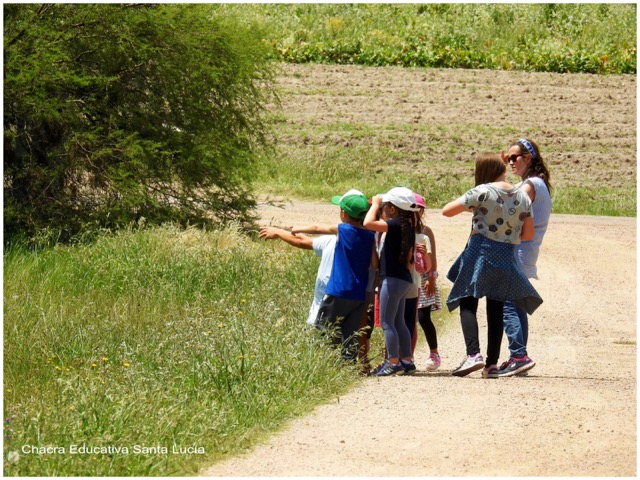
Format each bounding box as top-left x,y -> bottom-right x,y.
401,360 -> 417,375
497,356 -> 536,377
372,360 -> 404,377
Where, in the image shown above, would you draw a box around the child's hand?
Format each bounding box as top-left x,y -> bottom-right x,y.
258,226 -> 283,240
424,278 -> 436,297
500,150 -> 509,164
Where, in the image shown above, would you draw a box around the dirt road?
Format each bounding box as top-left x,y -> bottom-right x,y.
203,201 -> 636,477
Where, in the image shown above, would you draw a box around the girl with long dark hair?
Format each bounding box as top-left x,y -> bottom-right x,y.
364,187 -> 421,376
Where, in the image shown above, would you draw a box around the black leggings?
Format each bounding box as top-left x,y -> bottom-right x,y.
417,306 -> 438,350
459,296 -> 503,367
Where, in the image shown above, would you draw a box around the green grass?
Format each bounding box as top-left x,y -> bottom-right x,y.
552,187 -> 636,217
255,144 -> 637,217
3,226 -> 367,476
255,146 -> 473,211
255,117 -> 636,217
254,120 -> 481,210
3,225 -> 458,475
213,3 -> 636,74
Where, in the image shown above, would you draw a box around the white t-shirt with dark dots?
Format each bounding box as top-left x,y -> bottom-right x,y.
457,184 -> 532,245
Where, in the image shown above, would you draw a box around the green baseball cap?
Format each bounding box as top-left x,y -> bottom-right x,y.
330,189 -> 369,220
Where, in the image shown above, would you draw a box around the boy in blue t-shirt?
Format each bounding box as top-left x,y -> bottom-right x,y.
292,189 -> 376,361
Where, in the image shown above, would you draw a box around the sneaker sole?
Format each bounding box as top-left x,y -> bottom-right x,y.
498,361 -> 536,377
451,362 -> 484,377
516,363 -> 535,376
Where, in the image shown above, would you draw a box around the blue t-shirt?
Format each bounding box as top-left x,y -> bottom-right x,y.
326,223 -> 375,301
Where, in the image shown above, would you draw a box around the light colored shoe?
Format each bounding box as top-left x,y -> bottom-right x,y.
425,353 -> 441,371
482,365 -> 499,378
451,354 -> 484,377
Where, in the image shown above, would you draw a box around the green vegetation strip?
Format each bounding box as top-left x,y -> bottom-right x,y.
216,3 -> 636,74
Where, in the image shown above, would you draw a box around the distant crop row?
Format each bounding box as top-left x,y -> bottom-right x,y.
215,3 -> 636,74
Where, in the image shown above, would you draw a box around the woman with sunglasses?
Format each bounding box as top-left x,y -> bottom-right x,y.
498,139 -> 553,376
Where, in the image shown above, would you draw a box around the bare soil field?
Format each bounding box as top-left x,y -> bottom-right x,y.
203,65 -> 636,476
272,64 -> 636,193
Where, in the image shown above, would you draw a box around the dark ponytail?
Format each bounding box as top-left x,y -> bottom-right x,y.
398,209 -> 421,265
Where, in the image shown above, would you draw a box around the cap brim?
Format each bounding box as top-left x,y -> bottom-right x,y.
330,195 -> 342,205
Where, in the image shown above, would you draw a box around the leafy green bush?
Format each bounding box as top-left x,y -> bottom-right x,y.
4,5 -> 278,245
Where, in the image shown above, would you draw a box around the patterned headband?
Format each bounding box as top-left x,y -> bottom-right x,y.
518,138 -> 538,159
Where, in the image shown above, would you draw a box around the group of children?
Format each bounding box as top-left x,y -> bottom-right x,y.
260,140 -> 549,379
260,186 -> 442,376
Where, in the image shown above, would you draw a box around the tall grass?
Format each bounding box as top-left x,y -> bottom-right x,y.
213,3 -> 636,74
3,226 -> 363,476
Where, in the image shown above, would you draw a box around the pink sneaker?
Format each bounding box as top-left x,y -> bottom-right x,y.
425,353 -> 441,371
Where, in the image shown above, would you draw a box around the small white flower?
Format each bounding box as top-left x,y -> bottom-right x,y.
7,451 -> 19,463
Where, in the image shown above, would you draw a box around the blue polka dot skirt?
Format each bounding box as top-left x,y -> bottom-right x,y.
446,234 -> 543,315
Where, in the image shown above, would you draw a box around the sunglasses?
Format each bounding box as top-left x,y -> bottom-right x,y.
507,154 -> 525,164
